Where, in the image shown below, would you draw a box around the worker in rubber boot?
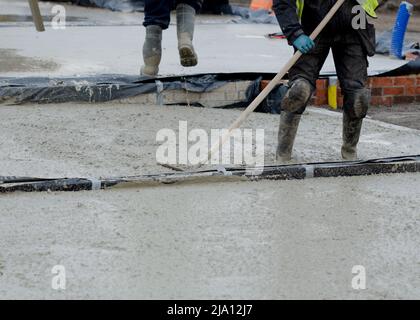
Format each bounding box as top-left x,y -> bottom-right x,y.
273,0 -> 378,161
141,0 -> 203,76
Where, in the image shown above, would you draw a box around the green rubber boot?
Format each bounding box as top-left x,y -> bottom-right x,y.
341,113 -> 363,161
140,25 -> 162,77
176,3 -> 198,67
276,112 -> 302,162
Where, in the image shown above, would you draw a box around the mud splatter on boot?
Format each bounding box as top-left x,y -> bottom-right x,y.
176,3 -> 198,67
140,25 -> 162,77
276,112 -> 302,162
341,113 -> 363,160
281,78 -> 312,113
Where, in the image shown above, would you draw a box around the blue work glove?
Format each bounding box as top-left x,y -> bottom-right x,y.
293,34 -> 315,54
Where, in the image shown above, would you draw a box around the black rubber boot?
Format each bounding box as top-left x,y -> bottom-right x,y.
341,113 -> 363,161
140,25 -> 162,77
276,111 -> 302,162
176,3 -> 198,67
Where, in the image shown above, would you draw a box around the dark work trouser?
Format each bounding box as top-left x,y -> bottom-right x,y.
143,0 -> 203,29
288,30 -> 369,118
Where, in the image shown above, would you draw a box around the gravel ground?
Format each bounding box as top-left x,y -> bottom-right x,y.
0,103 -> 419,178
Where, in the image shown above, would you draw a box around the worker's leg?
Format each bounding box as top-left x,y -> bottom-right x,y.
141,0 -> 174,76
176,0 -> 203,12
143,0 -> 174,29
332,32 -> 369,160
175,0 -> 203,67
277,35 -> 330,161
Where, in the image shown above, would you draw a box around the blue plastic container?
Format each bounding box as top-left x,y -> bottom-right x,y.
390,1 -> 414,59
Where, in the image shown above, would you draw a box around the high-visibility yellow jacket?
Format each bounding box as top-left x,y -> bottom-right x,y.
296,0 -> 378,18
273,0 -> 377,52
356,0 -> 379,18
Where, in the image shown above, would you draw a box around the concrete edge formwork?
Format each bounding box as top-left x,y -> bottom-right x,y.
1,155 -> 419,193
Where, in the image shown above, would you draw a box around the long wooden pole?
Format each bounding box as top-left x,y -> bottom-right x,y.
202,0 -> 346,165
28,0 -> 45,32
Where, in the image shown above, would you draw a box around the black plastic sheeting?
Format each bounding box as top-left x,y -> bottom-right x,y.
46,0 -> 232,14
0,72 -> 287,112
376,30 -> 420,57
2,65 -> 420,111
0,74 -> 230,105
44,0 -> 145,12
243,77 -> 287,114
43,0 -> 278,24
1,155 -> 419,193
379,57 -> 420,77
230,6 -> 278,25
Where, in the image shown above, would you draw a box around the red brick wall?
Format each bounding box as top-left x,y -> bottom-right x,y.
312,75 -> 420,107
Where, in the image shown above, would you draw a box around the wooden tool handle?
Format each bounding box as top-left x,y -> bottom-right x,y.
28,0 -> 45,32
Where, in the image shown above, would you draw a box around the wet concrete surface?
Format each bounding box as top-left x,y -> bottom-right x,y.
0,0 -> 407,78
368,104 -> 420,130
0,173 -> 419,299
0,0 -> 145,27
0,103 -> 419,178
0,25 -> 407,78
0,14 -> 88,23
1,0 -> 420,300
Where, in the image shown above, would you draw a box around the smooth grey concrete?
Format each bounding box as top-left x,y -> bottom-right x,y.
0,0 -> 406,77
0,173 -> 419,299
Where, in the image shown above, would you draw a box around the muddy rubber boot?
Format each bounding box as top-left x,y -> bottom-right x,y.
281,78 -> 313,113
140,25 -> 162,77
276,112 -> 302,162
176,3 -> 198,67
341,113 -> 363,161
